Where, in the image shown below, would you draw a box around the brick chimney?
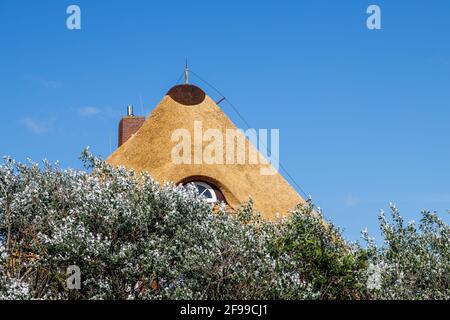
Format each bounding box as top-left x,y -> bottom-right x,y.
118,105 -> 145,147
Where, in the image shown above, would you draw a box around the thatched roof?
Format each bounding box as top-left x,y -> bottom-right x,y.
107,85 -> 305,219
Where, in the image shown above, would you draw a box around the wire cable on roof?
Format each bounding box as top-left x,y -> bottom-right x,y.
176,70 -> 185,85
188,69 -> 312,202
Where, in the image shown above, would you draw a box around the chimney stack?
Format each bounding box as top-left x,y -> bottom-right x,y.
118,105 -> 145,147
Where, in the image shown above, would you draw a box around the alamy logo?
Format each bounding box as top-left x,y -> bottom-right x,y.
171,121 -> 279,176
66,5 -> 81,30
66,265 -> 81,290
367,5 -> 381,30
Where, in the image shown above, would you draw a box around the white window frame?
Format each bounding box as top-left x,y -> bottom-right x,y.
192,181 -> 217,204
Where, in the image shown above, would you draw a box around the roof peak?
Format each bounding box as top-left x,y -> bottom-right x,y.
167,84 -> 206,106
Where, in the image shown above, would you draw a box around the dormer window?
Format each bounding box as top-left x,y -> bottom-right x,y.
191,181 -> 217,204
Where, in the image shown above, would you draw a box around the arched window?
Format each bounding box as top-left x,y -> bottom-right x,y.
190,181 -> 217,204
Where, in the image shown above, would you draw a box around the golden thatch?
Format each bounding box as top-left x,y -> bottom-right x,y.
107,85 -> 305,220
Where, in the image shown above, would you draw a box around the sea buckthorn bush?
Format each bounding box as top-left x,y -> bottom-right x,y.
0,150 -> 448,300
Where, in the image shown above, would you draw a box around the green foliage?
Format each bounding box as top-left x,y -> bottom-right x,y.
0,150 -> 448,300
363,204 -> 449,299
269,203 -> 368,299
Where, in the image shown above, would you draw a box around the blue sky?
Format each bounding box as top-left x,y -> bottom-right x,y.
0,0 -> 449,242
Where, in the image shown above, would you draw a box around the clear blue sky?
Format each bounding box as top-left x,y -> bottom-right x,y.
0,0 -> 449,242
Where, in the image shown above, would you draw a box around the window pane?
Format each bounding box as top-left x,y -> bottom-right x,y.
196,185 -> 206,194
190,181 -> 217,203
203,190 -> 213,199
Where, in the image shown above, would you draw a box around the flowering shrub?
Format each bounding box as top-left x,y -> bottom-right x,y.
269,205 -> 369,299
0,149 -> 448,300
363,204 -> 449,299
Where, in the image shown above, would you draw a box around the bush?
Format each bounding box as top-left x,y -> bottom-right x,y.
0,150 -> 448,300
363,204 -> 449,299
269,204 -> 368,299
